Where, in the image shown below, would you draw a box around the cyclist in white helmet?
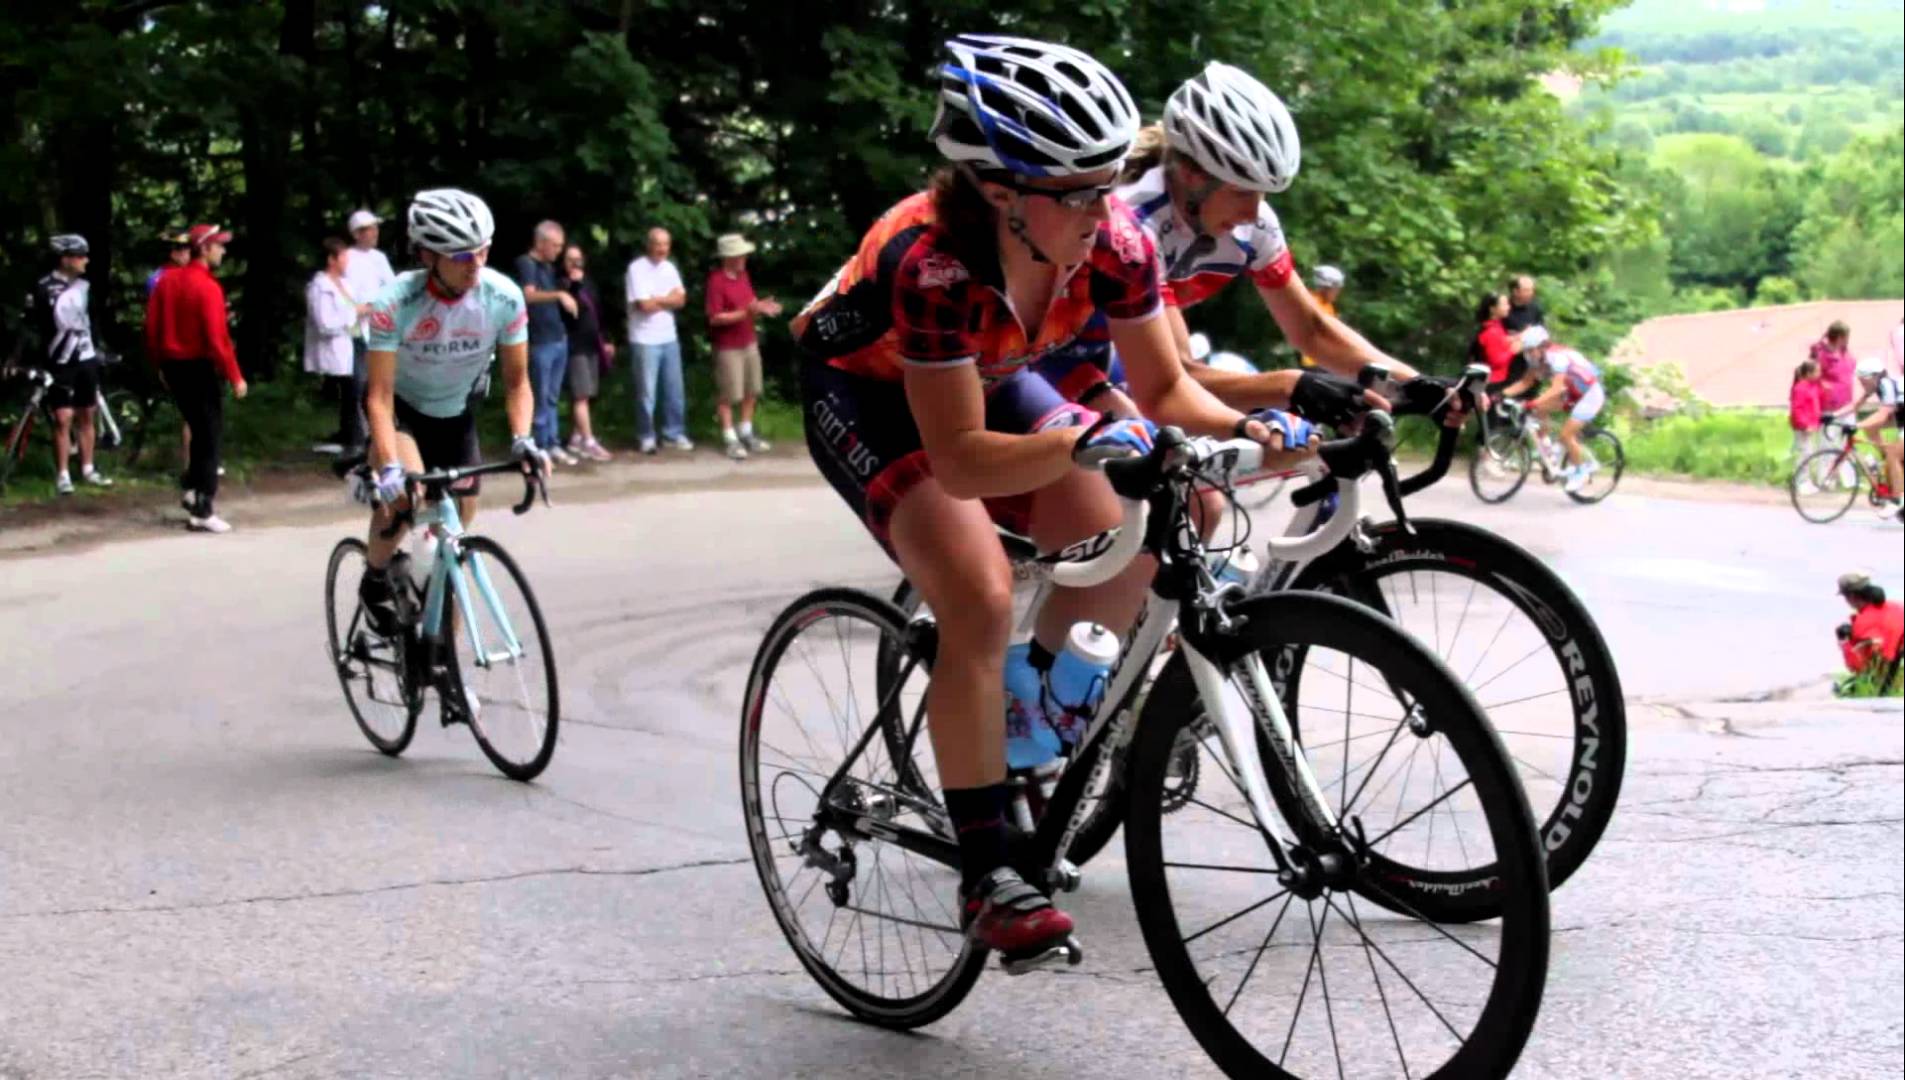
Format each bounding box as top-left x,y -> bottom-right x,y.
1498,325 -> 1607,493
1848,354 -> 1903,517
1037,62 -> 1421,426
355,189 -> 544,672
793,34 -> 1315,962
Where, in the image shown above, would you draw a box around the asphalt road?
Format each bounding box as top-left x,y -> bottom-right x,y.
2,462 -> 1900,1079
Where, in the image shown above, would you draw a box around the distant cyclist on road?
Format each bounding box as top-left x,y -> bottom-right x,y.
24,234 -> 111,495
1846,355 -> 1903,519
1497,325 -> 1605,494
355,189 -> 545,679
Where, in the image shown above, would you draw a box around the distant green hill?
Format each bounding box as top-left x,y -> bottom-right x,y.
1599,0 -> 1904,36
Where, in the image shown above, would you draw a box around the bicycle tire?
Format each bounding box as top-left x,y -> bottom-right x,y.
2,409 -> 36,491
1125,591 -> 1548,1079
742,587 -> 985,1030
1468,427 -> 1530,504
1566,428 -> 1625,505
1790,447 -> 1861,524
325,538 -> 420,755
1290,518 -> 1626,910
445,536 -> 560,782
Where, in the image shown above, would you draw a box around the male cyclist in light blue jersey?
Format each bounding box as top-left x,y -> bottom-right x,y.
356,189 -> 544,647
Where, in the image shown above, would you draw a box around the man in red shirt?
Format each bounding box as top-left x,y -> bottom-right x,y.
146,223 -> 247,533
704,233 -> 781,460
1836,573 -> 1904,676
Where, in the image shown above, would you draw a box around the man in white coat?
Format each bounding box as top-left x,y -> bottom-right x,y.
305,237 -> 358,454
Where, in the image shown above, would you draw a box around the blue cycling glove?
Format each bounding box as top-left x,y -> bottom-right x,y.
1073,415 -> 1158,468
1249,408 -> 1316,450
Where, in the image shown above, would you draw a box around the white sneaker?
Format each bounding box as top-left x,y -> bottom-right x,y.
188,514 -> 232,534
55,473 -> 74,496
724,436 -> 748,461
180,489 -> 197,513
640,438 -> 658,455
552,446 -> 580,467
664,435 -> 696,452
82,467 -> 112,487
581,438 -> 613,462
311,441 -> 345,455
742,433 -> 771,454
1563,466 -> 1589,494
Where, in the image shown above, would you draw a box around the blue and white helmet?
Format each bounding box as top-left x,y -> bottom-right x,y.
931,34 -> 1140,178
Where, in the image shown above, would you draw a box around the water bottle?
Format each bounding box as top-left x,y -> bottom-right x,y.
1046,623 -> 1121,749
1003,642 -> 1061,771
408,529 -> 437,590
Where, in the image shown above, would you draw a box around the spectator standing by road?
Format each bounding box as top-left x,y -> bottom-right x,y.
340,210 -> 395,455
146,229 -> 192,297
145,223 -> 245,534
1789,358 -> 1825,480
1504,274 -> 1545,334
1298,265 -> 1344,369
305,237 -> 357,454
559,244 -> 614,462
704,233 -> 781,460
1812,320 -> 1856,414
625,227 -> 692,454
1471,291 -> 1522,397
26,235 -> 110,495
515,220 -> 578,465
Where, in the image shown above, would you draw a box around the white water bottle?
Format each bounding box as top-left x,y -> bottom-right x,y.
1047,623 -> 1120,748
1209,546 -> 1262,591
409,529 -> 437,589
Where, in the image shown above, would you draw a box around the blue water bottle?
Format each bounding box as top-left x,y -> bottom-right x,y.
1003,642 -> 1062,770
1047,623 -> 1121,749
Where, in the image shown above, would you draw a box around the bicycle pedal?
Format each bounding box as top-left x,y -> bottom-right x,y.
998,936 -> 1083,976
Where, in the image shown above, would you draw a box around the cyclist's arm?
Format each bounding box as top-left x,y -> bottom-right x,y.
1255,278 -> 1420,382
364,349 -> 401,468
497,341 -> 533,440
905,362 -> 1080,500
1531,377 -> 1568,413
1116,312 -> 1312,462
1501,367 -> 1541,400
1857,406 -> 1896,434
1155,305 -> 1300,409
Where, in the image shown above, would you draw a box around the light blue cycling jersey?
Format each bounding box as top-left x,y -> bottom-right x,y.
365,267 -> 529,418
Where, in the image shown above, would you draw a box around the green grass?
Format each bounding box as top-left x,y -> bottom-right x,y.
1835,662 -> 1905,698
1610,407 -> 1797,486
1,346 -> 806,507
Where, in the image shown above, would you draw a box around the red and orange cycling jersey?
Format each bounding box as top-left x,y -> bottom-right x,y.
792,191 -> 1163,388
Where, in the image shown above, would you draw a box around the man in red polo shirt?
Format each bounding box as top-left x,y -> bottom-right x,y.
146,223 -> 247,533
704,233 -> 781,460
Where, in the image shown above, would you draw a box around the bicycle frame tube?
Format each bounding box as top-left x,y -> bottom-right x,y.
1179,639 -> 1310,852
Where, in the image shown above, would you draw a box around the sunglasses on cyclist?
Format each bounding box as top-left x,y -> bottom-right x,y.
984,173 -> 1117,211
446,246 -> 489,264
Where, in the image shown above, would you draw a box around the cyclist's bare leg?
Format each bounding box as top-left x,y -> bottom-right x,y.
890,480 -> 1014,790
1027,469 -> 1153,651
1561,416 -> 1587,467
52,406 -> 74,475
75,404 -> 96,471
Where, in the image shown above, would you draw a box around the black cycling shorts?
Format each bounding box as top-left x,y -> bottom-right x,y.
800,359 -> 1079,557
46,361 -> 101,411
393,396 -> 481,495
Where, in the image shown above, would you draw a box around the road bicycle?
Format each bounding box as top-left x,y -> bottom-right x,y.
1469,398 -> 1624,505
1790,420 -> 1901,524
740,419 -> 1550,1078
890,367 -> 1626,908
324,457 -> 560,781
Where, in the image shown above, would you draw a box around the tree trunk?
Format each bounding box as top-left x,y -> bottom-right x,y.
235,0 -> 315,379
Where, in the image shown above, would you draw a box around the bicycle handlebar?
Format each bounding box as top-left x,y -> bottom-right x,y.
337,455 -> 551,538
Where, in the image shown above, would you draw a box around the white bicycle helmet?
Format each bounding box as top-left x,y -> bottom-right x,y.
50,234 -> 89,256
932,34 -> 1140,177
1163,62 -> 1301,193
1312,264 -> 1345,290
1519,325 -> 1551,351
1857,355 -> 1887,377
407,188 -> 494,255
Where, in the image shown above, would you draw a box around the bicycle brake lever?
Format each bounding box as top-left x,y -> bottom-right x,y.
1377,454 -> 1413,535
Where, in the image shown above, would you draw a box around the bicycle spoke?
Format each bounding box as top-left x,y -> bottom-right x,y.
1183,888 -> 1292,946
1163,860 -> 1282,875
1355,879 -> 1499,970
1222,892 -> 1297,1016
1345,892 -> 1412,1079
1467,641 -> 1553,698
1365,776 -> 1474,851
1276,900 -> 1327,1068
1331,892 -> 1462,1048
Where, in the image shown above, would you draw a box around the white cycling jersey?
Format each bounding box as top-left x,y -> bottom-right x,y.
1116,164 -> 1296,307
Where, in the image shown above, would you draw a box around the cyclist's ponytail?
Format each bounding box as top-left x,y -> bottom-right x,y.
1121,123 -> 1170,183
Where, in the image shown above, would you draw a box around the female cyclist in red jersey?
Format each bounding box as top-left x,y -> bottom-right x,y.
792,35 -> 1311,959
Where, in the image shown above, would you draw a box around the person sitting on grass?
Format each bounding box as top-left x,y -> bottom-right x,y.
1834,573 -> 1903,691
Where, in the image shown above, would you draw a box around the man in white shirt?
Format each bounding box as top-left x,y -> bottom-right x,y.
624,227 -> 692,453
339,209 -> 396,454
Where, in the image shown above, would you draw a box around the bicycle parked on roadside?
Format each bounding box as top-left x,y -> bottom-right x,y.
1470,397 -> 1624,505
1,358 -> 134,493
324,457 -> 560,781
1791,419 -> 1900,524
890,366 -> 1627,905
741,418 -> 1551,1079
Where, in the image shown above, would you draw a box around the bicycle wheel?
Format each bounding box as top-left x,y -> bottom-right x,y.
1790,447 -> 1861,524
1566,428 -> 1624,505
1,409 -> 37,491
1467,427 -> 1530,504
325,538 -> 420,755
742,587 -> 985,1030
884,578 -> 1132,870
1126,592 -> 1548,1080
1291,518 -> 1626,907
443,536 -> 559,782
